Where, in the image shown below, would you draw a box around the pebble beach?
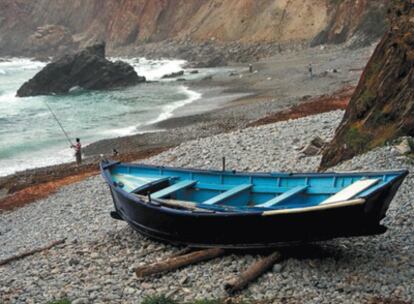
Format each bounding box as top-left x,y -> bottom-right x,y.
1,110 -> 413,304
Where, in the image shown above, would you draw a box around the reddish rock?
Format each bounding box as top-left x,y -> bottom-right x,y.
0,0 -> 389,57
26,24 -> 78,57
320,1 -> 414,169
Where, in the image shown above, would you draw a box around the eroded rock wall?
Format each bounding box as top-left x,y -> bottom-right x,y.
320,1 -> 414,169
0,0 -> 389,57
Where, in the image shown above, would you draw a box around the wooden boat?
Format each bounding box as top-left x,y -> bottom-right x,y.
100,160 -> 408,248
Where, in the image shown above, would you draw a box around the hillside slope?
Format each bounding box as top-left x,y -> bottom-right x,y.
0,0 -> 388,57
320,1 -> 414,169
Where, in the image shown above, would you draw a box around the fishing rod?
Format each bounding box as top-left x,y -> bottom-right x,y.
43,100 -> 73,147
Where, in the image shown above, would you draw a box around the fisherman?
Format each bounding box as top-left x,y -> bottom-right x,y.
71,138 -> 82,165
249,64 -> 253,73
308,63 -> 313,79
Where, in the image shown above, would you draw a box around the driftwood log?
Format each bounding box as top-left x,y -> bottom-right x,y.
135,247 -> 225,277
0,239 -> 66,266
224,251 -> 283,294
169,247 -> 195,258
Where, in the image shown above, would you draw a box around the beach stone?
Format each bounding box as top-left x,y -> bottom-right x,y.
72,298 -> 88,304
301,143 -> 320,156
310,136 -> 326,148
394,138 -> 412,155
68,257 -> 80,266
272,263 -> 283,273
196,54 -> 227,68
1,110 -> 413,303
162,70 -> 184,78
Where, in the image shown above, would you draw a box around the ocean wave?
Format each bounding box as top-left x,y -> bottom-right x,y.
0,58 -> 46,71
148,86 -> 202,125
0,92 -> 17,103
0,69 -> 6,75
102,86 -> 202,137
0,147 -> 73,177
101,125 -> 138,136
113,57 -> 186,81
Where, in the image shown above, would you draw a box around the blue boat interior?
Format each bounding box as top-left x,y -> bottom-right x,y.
108,164 -> 403,211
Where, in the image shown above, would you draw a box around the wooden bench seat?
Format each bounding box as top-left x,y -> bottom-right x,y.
202,184 -> 252,205
151,180 -> 197,199
257,185 -> 308,208
319,178 -> 380,205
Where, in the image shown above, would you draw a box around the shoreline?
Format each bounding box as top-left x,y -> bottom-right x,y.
1,108 -> 412,303
2,44 -> 413,303
0,85 -> 354,212
1,44 -> 373,211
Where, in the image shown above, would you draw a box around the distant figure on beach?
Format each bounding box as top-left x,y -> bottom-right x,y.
308,63 -> 313,79
71,138 -> 82,165
113,148 -> 119,157
249,64 -> 253,73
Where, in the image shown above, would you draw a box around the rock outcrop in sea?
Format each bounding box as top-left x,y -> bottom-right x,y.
320,1 -> 414,169
16,42 -> 145,97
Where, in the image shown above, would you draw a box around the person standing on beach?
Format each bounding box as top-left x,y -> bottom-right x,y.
71,138 -> 82,165
308,63 -> 313,79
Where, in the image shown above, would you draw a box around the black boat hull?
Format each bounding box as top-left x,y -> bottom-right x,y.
105,171 -> 406,248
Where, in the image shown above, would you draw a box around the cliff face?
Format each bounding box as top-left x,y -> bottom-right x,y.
0,0 -> 389,57
320,1 -> 414,169
311,0 -> 389,48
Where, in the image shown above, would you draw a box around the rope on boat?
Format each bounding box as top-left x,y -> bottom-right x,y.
43,100 -> 73,146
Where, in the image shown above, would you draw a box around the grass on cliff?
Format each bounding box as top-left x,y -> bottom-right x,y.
46,300 -> 71,304
46,296 -> 253,304
345,125 -> 372,151
142,296 -> 248,304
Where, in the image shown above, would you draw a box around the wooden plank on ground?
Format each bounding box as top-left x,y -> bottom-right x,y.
224,251 -> 283,294
135,248 -> 226,277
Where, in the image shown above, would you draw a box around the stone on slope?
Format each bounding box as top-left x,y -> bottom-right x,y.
16,42 -> 145,97
394,137 -> 413,155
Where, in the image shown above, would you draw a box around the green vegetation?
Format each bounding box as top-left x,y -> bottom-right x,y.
191,301 -> 224,304
142,295 -> 177,304
357,89 -> 376,114
345,125 -> 372,152
141,295 -> 251,304
46,300 -> 71,304
329,0 -> 344,5
45,295 -> 253,304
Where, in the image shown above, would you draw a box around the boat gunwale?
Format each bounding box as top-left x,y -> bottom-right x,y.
104,160 -> 409,179
100,161 -> 409,218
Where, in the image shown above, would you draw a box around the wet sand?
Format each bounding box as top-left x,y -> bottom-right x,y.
84,44 -> 373,156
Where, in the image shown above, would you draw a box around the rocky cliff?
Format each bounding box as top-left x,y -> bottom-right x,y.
0,0 -> 390,58
311,0 -> 389,48
320,1 -> 414,169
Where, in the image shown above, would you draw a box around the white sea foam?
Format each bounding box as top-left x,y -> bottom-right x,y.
0,92 -> 17,104
148,86 -> 202,125
0,57 -> 201,176
113,57 -> 186,81
0,147 -> 73,177
102,125 -> 138,136
103,86 -> 202,137
0,58 -> 46,71
0,69 -> 6,75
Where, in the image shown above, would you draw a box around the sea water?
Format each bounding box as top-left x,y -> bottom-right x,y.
0,57 -> 203,176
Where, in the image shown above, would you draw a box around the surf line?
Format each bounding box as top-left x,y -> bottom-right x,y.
148,85 -> 202,125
